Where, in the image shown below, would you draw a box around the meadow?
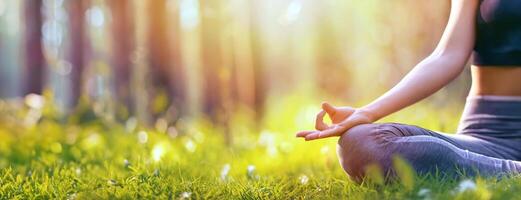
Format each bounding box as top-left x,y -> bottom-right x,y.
0,93 -> 517,200
2,0 -> 517,199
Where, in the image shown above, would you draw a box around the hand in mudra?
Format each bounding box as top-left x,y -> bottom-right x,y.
296,102 -> 375,141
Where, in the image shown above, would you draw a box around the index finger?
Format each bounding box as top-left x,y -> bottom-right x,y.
306,125 -> 348,140
318,115 -> 370,139
315,110 -> 328,131
296,130 -> 316,138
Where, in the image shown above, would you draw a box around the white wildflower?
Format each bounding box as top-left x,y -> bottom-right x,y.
220,164 -> 231,181
258,131 -> 279,156
456,179 -> 477,193
24,93 -> 45,110
185,140 -> 196,153
107,179 -> 117,186
418,188 -> 430,196
179,191 -> 192,199
299,175 -> 309,185
247,165 -> 255,176
125,117 -> 137,133
66,193 -> 77,200
418,188 -> 431,199
138,131 -> 148,144
246,165 -> 259,180
152,143 -> 166,162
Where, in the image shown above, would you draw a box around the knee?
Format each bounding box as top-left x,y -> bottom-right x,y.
336,123 -> 393,182
337,124 -> 376,153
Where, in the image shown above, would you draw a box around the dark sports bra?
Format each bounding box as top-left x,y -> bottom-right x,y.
473,0 -> 521,66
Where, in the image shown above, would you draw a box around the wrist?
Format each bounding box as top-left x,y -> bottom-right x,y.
357,106 -> 380,122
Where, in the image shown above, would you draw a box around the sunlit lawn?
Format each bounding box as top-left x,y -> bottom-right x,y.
0,93 -> 519,199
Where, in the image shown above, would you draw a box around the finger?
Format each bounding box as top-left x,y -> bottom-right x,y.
312,125 -> 348,140
305,116 -> 367,141
304,132 -> 320,141
304,126 -> 343,141
315,110 -> 328,131
296,130 -> 316,138
318,116 -> 365,138
321,102 -> 337,115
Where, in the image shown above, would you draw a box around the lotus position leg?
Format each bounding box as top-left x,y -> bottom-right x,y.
337,123 -> 521,182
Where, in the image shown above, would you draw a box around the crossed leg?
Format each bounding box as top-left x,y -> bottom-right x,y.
337,123 -> 521,182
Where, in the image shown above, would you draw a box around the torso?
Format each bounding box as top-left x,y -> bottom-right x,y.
470,0 -> 521,96
473,0 -> 521,66
470,65 -> 521,96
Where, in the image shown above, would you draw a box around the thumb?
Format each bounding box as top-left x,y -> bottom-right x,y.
322,102 -> 337,115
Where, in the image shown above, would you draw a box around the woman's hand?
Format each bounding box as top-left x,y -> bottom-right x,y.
296,102 -> 376,141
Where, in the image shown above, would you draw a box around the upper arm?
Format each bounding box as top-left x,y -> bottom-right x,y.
432,0 -> 479,63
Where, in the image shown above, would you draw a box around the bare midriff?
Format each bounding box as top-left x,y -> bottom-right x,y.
470,65 -> 521,96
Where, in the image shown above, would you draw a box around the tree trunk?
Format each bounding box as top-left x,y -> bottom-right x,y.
168,1 -> 186,114
0,31 -> 4,97
67,0 -> 88,108
109,0 -> 135,117
147,0 -> 185,120
315,20 -> 351,99
200,0 -> 236,145
313,3 -> 351,100
249,0 -> 266,120
22,0 -> 46,95
199,0 -> 224,120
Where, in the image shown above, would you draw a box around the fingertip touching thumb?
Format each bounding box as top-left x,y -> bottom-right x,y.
321,102 -> 336,114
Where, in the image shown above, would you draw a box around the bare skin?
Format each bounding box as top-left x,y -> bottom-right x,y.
470,66 -> 521,96
296,0 -> 521,141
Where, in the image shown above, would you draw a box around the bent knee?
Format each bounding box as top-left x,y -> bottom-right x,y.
336,123 -> 398,182
338,124 -> 378,147
337,124 -> 380,180
338,123 -> 406,149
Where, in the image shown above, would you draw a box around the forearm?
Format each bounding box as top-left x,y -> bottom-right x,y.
360,53 -> 467,121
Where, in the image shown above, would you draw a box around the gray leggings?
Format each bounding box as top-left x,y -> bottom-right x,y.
337,96 -> 521,181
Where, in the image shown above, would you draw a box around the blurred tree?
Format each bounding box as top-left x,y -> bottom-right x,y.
67,0 -> 88,108
227,0 -> 266,118
248,0 -> 266,120
0,32 -> 4,97
131,0 -> 152,124
378,1 -> 449,83
314,2 -> 351,99
108,0 -> 135,117
199,0 -> 225,121
148,0 -> 186,121
199,0 -> 235,145
167,0 -> 186,113
22,0 -> 46,95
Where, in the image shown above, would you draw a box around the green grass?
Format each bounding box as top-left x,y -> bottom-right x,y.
0,93 -> 519,199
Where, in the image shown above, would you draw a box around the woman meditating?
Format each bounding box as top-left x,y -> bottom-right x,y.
297,0 -> 521,181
